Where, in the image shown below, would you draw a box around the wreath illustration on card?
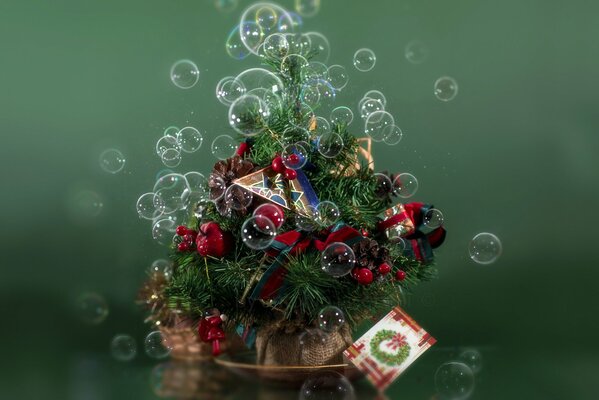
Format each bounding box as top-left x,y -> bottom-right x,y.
370,329 -> 411,366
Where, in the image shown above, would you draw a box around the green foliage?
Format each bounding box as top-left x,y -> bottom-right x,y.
157,47 -> 439,331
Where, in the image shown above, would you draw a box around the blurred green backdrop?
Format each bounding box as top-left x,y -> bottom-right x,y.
2,0 -> 599,399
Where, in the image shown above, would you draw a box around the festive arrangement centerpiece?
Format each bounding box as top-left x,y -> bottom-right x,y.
138,2 -> 447,390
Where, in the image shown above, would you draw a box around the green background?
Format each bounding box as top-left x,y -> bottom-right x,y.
2,0 -> 598,398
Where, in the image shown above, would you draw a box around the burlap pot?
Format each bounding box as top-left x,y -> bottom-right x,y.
255,324 -> 353,367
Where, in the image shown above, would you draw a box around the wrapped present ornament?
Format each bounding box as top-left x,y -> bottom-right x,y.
377,204 -> 416,242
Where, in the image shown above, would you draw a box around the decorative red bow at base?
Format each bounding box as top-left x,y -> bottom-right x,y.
198,314 -> 226,356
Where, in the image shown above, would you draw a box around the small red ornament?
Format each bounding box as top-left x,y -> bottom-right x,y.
178,241 -> 190,252
271,156 -> 285,173
360,228 -> 369,237
284,168 -> 297,180
198,311 -> 227,356
288,153 -> 300,164
254,203 -> 285,229
351,267 -> 360,279
395,270 -> 406,281
176,225 -> 187,236
378,263 -> 391,275
356,268 -> 374,285
196,222 -> 233,258
182,233 -> 195,244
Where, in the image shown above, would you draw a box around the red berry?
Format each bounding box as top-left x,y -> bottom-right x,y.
284,168 -> 297,180
378,263 -> 391,275
183,234 -> 195,244
186,229 -> 198,238
395,270 -> 406,281
271,156 -> 285,173
351,267 -> 360,279
356,268 -> 374,285
178,241 -> 190,252
176,225 -> 187,236
288,153 -> 300,164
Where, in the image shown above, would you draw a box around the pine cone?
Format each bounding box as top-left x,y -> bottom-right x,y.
209,155 -> 255,216
352,238 -> 390,270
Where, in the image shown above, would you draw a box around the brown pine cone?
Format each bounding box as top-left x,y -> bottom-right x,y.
209,155 -> 255,216
352,238 -> 390,270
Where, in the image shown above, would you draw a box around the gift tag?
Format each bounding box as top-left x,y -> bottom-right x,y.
344,306 -> 435,391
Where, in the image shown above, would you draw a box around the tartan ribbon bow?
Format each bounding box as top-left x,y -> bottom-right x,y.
249,222 -> 365,301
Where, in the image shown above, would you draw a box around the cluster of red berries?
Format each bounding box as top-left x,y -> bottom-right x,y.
352,263 -> 407,285
175,225 -> 198,252
271,155 -> 299,180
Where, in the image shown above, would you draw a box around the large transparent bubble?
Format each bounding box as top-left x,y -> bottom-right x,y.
239,3 -> 296,55
228,94 -> 271,137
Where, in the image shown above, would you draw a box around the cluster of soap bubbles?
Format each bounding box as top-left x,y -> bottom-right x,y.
356,90 -> 403,145
434,349 -> 482,399
110,331 -> 172,362
99,148 -> 126,174
136,172 -> 209,245
155,126 -> 203,167
469,232 -> 502,264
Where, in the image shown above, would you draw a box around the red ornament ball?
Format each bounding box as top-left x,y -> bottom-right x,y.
271,156 -> 285,173
355,268 -> 374,285
253,203 -> 285,229
395,270 -> 406,281
284,168 -> 297,180
288,153 -> 300,165
178,241 -> 190,252
196,222 -> 233,258
176,225 -> 187,236
378,263 -> 391,275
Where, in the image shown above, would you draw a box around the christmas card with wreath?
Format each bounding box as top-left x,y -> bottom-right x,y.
344,306 -> 436,391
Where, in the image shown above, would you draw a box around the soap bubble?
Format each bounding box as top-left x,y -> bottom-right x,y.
317,132 -> 343,158
301,61 -> 329,81
434,362 -> 475,400
163,126 -> 179,139
151,258 -> 173,275
364,110 -> 394,142
282,142 -> 308,170
209,176 -> 227,202
312,116 -> 330,136
263,33 -> 289,58
423,208 -> 444,229
70,190 -> 103,218
239,3 -> 296,55
316,201 -> 340,226
459,349 -> 483,374
182,172 -> 209,205
153,173 -> 189,214
363,89 -> 387,107
405,40 -> 429,64
214,0 -> 237,12
144,331 -> 172,359
393,173 -> 418,198
353,48 -> 376,72
469,233 -> 502,265
360,98 -> 385,121
300,371 -> 354,400
170,60 -> 199,89
281,54 -> 309,77
211,135 -> 238,160
136,192 -> 166,220
286,33 -> 312,56
76,292 -> 108,324
330,106 -> 353,126
434,76 -> 458,101
216,76 -> 246,105
152,218 -> 177,245
237,67 -> 284,93
298,329 -> 328,350
224,185 -> 253,211
160,149 -> 181,168
295,206 -> 319,232
226,26 -> 250,60
176,127 -> 203,153
305,32 -> 330,63
327,64 -> 349,91
99,149 -> 126,174
295,0 -> 320,17
317,306 -> 345,333
374,173 -> 393,196
300,79 -> 335,107
321,242 -> 355,277
155,136 -> 180,158
241,215 -> 276,249
228,94 -> 270,137
383,124 -> 403,145
253,203 -> 285,228
110,334 -> 137,362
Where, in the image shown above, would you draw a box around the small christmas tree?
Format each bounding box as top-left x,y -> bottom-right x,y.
139,3 -> 446,368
